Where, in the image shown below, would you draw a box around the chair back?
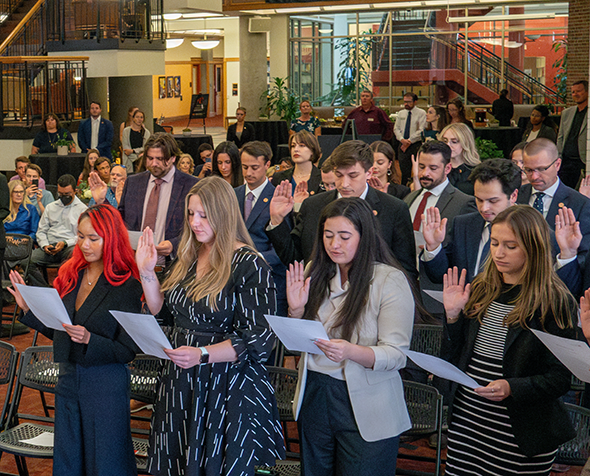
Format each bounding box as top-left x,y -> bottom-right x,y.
409,324 -> 444,357
266,366 -> 298,422
556,402 -> 590,466
128,354 -> 163,404
0,342 -> 18,431
4,234 -> 33,263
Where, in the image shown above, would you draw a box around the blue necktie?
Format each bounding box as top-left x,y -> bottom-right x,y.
533,192 -> 545,215
403,111 -> 412,139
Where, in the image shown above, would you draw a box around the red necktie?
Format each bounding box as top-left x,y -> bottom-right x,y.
412,191 -> 432,231
143,178 -> 163,232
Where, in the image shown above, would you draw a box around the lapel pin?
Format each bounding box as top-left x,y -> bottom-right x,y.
263,197 -> 268,202
373,210 -> 378,216
310,191 -> 315,195
558,202 -> 565,208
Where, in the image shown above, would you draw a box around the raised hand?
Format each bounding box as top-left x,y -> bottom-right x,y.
410,153 -> 422,192
88,171 -> 107,205
293,180 -> 309,204
422,207 -> 447,251
115,178 -> 125,206
7,269 -> 29,312
580,289 -> 590,343
443,267 -> 471,321
367,176 -> 386,193
136,227 -> 158,274
580,175 -> 590,198
269,180 -> 294,226
555,206 -> 581,260
286,261 -> 310,318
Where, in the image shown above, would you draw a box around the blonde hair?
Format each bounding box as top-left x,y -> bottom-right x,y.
5,180 -> 32,223
161,177 -> 256,310
178,153 -> 195,175
440,123 -> 481,167
465,205 -> 574,330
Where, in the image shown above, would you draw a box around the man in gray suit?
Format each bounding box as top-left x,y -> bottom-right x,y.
557,80 -> 588,188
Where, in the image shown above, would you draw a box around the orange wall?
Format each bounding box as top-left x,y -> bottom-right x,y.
152,63 -> 192,120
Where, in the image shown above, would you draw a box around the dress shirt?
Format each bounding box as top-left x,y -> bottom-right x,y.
473,223 -> 490,274
141,167 -> 175,248
245,179 -> 269,209
91,116 -> 101,150
36,197 -> 87,248
527,179 -> 560,219
394,107 -> 427,144
408,179 -> 449,231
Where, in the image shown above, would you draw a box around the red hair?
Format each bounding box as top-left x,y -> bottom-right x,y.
53,204 -> 140,298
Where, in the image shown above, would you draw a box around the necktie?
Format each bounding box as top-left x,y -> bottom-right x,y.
244,192 -> 254,221
478,225 -> 491,274
143,178 -> 163,232
403,110 -> 412,140
412,191 -> 432,231
533,192 -> 545,215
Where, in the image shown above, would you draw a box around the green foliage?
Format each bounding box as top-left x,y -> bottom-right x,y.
475,137 -> 504,160
56,131 -> 73,147
552,39 -> 568,102
261,77 -> 300,123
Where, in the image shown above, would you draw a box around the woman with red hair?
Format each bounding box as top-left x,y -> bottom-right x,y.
9,204 -> 143,476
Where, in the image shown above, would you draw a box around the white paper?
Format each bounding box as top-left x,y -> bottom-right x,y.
404,349 -> 480,389
531,329 -> 590,383
127,231 -> 143,251
423,289 -> 444,304
20,432 -> 54,447
265,314 -> 330,355
110,311 -> 172,360
15,284 -> 72,331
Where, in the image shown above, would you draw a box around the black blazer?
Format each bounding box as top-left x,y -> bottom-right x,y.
266,186 -> 418,281
226,122 -> 256,149
522,123 -> 557,143
444,293 -> 578,457
271,166 -> 323,196
20,274 -> 143,365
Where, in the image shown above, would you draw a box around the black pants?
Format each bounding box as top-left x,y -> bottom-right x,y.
397,141 -> 422,187
558,157 -> 585,189
298,371 -> 400,476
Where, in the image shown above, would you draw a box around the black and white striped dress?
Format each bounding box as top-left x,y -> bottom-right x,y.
147,248 -> 285,476
445,299 -> 557,475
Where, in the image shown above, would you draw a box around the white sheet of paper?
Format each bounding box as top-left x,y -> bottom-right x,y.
20,432 -> 54,447
265,314 -> 330,355
110,311 -> 172,360
531,329 -> 590,383
15,284 -> 72,331
423,289 -> 444,304
404,349 -> 480,389
127,231 -> 143,251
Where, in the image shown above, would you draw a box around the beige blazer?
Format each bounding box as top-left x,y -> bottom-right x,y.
556,105 -> 588,166
292,264 -> 414,442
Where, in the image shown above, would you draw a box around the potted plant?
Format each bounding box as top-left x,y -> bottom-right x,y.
263,77 -> 300,123
56,131 -> 73,156
182,128 -> 192,136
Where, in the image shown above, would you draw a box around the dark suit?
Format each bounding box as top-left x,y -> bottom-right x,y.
444,295 -> 578,457
118,169 -> 198,254
20,274 -> 142,475
235,180 -> 288,315
226,122 -> 256,149
271,165 -> 323,196
78,116 -> 115,160
266,186 -> 418,281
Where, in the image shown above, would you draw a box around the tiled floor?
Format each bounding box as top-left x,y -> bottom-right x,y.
161,115 -> 227,147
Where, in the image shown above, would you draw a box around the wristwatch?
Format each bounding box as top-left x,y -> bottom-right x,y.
198,347 -> 209,364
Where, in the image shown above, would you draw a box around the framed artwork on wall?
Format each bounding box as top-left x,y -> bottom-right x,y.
167,76 -> 174,98
158,77 -> 166,99
174,76 -> 181,97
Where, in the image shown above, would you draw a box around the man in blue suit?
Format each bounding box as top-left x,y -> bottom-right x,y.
78,101 -> 114,160
235,141 -> 288,315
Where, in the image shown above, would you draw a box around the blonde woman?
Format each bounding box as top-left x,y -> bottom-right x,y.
4,180 -> 39,240
136,177 -> 285,476
440,123 -> 481,195
176,153 -> 195,175
121,109 -> 151,172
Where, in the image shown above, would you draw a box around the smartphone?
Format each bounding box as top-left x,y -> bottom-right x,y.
206,157 -> 211,163
32,179 -> 39,187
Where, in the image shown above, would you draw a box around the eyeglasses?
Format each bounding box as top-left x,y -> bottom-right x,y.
12,190 -> 24,195
523,158 -> 558,175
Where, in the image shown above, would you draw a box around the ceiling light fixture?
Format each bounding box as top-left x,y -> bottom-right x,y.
191,17 -> 220,50
166,38 -> 184,48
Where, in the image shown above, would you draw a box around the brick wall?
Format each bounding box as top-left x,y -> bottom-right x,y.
567,0 -> 590,105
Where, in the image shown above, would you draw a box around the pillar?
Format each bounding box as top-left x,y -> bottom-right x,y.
240,16 -> 268,118
86,77 -> 109,118
568,0 -> 590,105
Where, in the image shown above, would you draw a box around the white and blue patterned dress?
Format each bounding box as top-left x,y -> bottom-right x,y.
147,248 -> 285,476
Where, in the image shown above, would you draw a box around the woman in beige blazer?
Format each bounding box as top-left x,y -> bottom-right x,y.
287,197 -> 415,476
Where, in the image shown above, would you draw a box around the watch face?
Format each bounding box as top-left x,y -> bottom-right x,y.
200,353 -> 209,364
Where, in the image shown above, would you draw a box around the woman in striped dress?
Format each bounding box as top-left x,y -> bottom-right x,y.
442,205 -> 577,475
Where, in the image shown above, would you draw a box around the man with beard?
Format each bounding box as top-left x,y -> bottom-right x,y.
118,133 -> 198,264
394,92 -> 427,185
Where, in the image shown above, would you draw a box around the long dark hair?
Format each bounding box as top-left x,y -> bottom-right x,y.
211,141 -> 243,187
302,198 -> 405,340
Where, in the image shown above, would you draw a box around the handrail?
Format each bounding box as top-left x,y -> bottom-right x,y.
0,56 -> 89,63
0,0 -> 44,55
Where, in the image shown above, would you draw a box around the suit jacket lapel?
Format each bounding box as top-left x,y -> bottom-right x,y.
546,182 -> 568,229
166,169 -> 184,230
517,184 -> 532,205
246,181 -> 274,227
434,184 -> 454,214
466,214 -> 486,276
74,274 -> 110,327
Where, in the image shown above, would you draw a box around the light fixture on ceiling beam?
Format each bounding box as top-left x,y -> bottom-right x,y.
166,38 -> 184,48
163,13 -> 182,20
191,17 -> 220,50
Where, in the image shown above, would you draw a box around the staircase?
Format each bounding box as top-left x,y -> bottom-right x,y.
0,0 -> 38,45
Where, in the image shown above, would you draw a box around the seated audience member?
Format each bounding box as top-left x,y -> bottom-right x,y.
122,109 -> 151,172
394,92 -> 427,186
78,149 -> 100,186
369,141 -> 410,199
491,89 -> 514,126
176,154 -> 195,175
423,105 -> 450,140
11,156 -> 46,189
440,123 -> 481,195
94,157 -> 112,185
195,143 -> 214,178
31,113 -> 75,155
516,138 -> 590,265
25,164 -> 53,215
290,100 -> 321,136
446,98 -> 474,129
346,89 -> 394,140
267,157 -> 294,178
227,107 -> 255,148
211,141 -> 243,188
267,140 -> 418,281
29,174 -> 87,285
320,158 -> 337,191
522,105 -> 557,143
89,165 -> 127,207
4,180 -> 40,241
510,142 -> 528,186
118,133 -> 198,262
236,141 -> 289,315
77,101 -> 114,160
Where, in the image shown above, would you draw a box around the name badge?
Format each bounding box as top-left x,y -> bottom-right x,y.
367,118 -> 374,122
